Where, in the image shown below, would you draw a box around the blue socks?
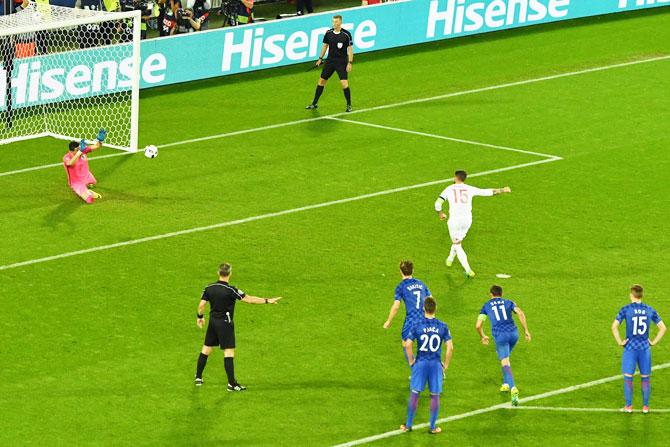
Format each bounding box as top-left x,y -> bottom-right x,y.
502,365 -> 515,388
429,394 -> 440,430
406,392 -> 419,428
624,376 -> 634,406
641,376 -> 650,406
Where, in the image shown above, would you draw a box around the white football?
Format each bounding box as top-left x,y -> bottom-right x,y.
144,145 -> 158,158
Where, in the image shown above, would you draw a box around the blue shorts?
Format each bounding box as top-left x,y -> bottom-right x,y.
494,330 -> 519,361
622,349 -> 652,376
401,320 -> 414,341
410,360 -> 443,394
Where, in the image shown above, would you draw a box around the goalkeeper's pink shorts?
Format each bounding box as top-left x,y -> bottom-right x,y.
71,182 -> 95,204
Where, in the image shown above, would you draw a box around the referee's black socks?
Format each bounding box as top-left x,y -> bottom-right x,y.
343,87 -> 351,106
312,85 -> 324,105
224,357 -> 236,385
196,352 -> 208,379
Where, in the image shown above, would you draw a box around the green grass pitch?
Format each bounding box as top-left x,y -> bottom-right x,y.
1,7 -> 669,447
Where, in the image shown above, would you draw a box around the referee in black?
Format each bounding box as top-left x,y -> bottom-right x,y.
306,14 -> 354,112
194,263 -> 281,391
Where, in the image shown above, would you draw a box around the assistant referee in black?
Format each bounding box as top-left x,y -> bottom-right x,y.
194,263 -> 281,391
306,14 -> 354,112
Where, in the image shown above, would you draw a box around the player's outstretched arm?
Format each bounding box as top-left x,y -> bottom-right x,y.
492,186 -> 511,195
650,321 -> 667,346
611,320 -> 628,346
196,299 -> 207,328
514,306 -> 531,341
475,316 -> 489,345
383,300 -> 401,329
442,340 -> 454,372
241,295 -> 282,305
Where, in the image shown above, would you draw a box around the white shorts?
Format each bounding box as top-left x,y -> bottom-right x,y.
448,216 -> 472,242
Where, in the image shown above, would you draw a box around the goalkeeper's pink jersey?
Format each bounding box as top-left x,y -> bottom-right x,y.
63,152 -> 93,186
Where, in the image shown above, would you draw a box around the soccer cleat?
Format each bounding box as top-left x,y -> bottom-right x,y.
399,424 -> 412,433
642,406 -> 649,414
346,105 -> 352,113
429,427 -> 442,435
466,270 -> 476,278
623,406 -> 633,413
445,258 -> 454,267
194,378 -> 203,386
227,383 -> 247,392
90,191 -> 102,199
500,384 -> 510,393
305,104 -> 318,110
511,386 -> 519,406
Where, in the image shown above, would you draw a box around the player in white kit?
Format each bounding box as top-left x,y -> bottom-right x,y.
434,171 -> 511,277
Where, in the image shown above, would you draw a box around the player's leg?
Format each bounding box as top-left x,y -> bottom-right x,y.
221,323 -> 245,391
639,349 -> 652,412
196,323 -> 219,385
71,183 -> 99,204
337,66 -> 351,112
445,219 -> 459,267
621,350 -> 636,412
307,67 -> 332,108
449,218 -> 474,276
427,362 -> 443,434
403,364 -> 426,431
401,324 -> 413,370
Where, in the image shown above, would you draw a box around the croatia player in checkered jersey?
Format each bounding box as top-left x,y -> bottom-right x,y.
383,260 -> 433,368
434,170 -> 511,277
400,297 -> 453,434
611,284 -> 666,413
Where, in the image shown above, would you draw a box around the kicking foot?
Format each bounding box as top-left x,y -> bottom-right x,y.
305,104 -> 318,110
346,104 -> 352,113
466,270 -> 476,278
623,406 -> 633,413
511,386 -> 519,406
90,191 -> 102,199
194,378 -> 203,386
445,258 -> 454,267
429,427 -> 442,435
227,383 -> 247,392
642,406 -> 649,414
400,424 -> 412,433
500,383 -> 510,393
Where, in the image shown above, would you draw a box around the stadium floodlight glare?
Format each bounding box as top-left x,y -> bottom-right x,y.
0,1 -> 140,151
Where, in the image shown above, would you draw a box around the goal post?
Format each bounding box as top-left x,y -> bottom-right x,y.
0,2 -> 141,152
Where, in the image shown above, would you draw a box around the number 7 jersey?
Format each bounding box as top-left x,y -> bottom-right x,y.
616,303 -> 662,351
395,278 -> 432,328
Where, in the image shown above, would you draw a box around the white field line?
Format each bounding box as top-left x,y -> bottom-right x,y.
326,117 -> 562,160
507,406 -> 670,413
1,55 -> 666,179
331,362 -> 670,447
0,158 -> 560,271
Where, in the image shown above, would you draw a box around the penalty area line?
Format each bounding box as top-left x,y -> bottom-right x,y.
0,157 -> 560,272
507,406 -> 670,413
331,362 -> 670,447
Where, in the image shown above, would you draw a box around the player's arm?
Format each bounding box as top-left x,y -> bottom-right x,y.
403,339 -> 415,366
316,43 -> 328,65
649,321 -> 666,346
66,150 -> 83,166
196,299 -> 206,328
346,42 -> 353,72
442,339 -> 453,372
475,315 -> 489,345
513,306 -> 531,341
492,187 -> 511,195
241,295 -> 282,304
434,186 -> 449,220
383,300 -> 401,329
611,319 -> 628,346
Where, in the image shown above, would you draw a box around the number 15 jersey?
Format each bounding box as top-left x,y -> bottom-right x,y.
616,303 -> 662,351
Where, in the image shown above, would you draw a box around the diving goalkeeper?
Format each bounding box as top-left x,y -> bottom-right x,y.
62,129 -> 107,204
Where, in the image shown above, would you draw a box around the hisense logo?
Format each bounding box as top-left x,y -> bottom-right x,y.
426,0 -> 571,38
618,0 -> 669,6
0,53 -> 167,109
221,20 -> 377,72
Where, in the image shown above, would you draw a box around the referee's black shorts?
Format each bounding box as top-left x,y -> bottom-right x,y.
204,318 -> 235,349
321,60 -> 348,81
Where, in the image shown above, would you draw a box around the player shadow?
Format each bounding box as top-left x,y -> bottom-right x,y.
95,151 -> 134,180
42,199 -> 81,228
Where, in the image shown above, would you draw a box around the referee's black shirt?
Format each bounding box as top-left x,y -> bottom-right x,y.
323,28 -> 353,62
202,281 -> 246,321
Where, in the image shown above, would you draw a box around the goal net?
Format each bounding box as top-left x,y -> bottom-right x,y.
0,2 -> 140,152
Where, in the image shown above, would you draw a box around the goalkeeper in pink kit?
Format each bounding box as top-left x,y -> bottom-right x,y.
63,129 -> 107,204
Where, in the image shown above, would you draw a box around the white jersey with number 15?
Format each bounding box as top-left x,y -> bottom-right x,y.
435,184 -> 494,218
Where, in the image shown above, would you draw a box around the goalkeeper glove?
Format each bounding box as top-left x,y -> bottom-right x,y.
79,139 -> 92,155
97,128 -> 107,143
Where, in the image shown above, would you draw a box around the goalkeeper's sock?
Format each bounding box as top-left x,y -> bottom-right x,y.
429,394 -> 440,430
454,245 -> 472,272
624,376 -> 634,407
312,85 -> 324,105
343,87 -> 351,106
196,353 -> 208,379
224,357 -> 236,386
641,376 -> 650,406
502,365 -> 515,388
406,392 -> 419,428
